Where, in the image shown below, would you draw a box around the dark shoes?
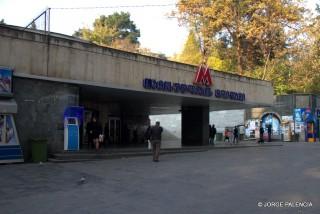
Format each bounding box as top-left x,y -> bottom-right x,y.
153,160 -> 159,162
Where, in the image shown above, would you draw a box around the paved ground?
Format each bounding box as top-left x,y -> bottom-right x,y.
1,142 -> 319,214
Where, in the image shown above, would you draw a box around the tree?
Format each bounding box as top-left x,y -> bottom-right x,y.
74,12 -> 140,51
139,48 -> 167,59
0,19 -> 5,24
174,30 -> 235,71
175,0 -> 304,75
177,31 -> 202,65
287,4 -> 320,93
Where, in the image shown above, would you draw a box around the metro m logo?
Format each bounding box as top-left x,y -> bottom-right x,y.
193,65 -> 212,87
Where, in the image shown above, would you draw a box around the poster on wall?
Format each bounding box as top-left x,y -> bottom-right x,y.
0,115 -> 18,145
294,108 -> 306,133
282,115 -> 294,136
0,68 -> 13,96
0,114 -> 23,163
294,108 -> 305,123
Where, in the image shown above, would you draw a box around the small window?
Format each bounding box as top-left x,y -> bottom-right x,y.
67,118 -> 76,125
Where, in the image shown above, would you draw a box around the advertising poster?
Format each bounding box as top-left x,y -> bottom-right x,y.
305,108 -> 312,120
282,115 -> 294,135
294,108 -> 306,133
294,108 -> 305,123
0,114 -> 23,163
0,68 -> 13,95
0,115 -> 18,145
0,115 -> 4,144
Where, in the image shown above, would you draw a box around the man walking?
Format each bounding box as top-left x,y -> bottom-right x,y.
211,124 -> 217,145
208,124 -> 212,145
258,125 -> 265,144
233,126 -> 239,144
150,121 -> 163,162
267,124 -> 272,142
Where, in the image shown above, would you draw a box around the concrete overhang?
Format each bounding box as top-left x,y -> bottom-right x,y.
14,72 -> 272,115
80,85 -> 272,114
2,24 -> 274,114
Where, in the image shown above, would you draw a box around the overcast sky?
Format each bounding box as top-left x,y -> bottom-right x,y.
0,0 -> 318,56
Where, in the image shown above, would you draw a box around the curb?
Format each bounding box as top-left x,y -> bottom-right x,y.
49,144 -> 283,163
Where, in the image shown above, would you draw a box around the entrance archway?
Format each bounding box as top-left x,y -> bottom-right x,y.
260,112 -> 281,137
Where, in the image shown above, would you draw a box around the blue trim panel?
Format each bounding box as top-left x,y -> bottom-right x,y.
0,155 -> 23,160
0,145 -> 23,161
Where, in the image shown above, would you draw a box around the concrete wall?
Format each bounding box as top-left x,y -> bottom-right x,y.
245,94 -> 320,121
210,110 -> 245,133
149,110 -> 245,147
181,106 -> 209,146
13,77 -> 79,160
244,94 -> 320,142
0,25 -> 273,106
150,114 -> 182,148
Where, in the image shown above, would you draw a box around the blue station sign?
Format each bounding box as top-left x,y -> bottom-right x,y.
143,78 -> 245,102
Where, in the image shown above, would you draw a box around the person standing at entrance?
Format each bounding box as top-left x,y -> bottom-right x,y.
144,121 -> 152,149
86,119 -> 94,149
233,126 -> 239,144
224,128 -> 230,143
208,124 -> 212,145
267,124 -> 272,142
90,116 -> 102,150
211,124 -> 217,145
150,121 -> 163,162
258,125 -> 265,144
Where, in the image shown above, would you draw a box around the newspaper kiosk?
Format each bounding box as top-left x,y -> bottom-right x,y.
0,67 -> 23,163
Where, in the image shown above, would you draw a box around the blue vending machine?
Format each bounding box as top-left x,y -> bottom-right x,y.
64,117 -> 79,151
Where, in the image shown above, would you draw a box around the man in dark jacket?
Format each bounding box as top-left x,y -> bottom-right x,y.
150,121 -> 163,162
86,116 -> 102,150
267,124 -> 272,142
258,126 -> 264,144
208,125 -> 212,145
211,124 -> 217,145
233,126 -> 239,144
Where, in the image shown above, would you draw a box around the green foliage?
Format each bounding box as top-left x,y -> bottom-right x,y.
175,30 -> 235,71
174,0 -> 320,95
74,12 -> 140,51
138,48 -> 167,59
177,31 -> 202,65
175,0 -> 304,75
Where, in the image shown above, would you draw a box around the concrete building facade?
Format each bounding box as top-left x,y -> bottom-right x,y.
0,25 -> 274,160
245,94 -> 320,141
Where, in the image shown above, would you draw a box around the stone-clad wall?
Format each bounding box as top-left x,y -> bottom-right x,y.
13,77 -> 79,160
0,25 -> 273,106
245,94 -> 320,121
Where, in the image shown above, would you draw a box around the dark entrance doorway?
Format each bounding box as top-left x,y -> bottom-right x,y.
107,117 -> 121,146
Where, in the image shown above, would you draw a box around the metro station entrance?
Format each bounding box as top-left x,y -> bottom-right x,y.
107,117 -> 121,146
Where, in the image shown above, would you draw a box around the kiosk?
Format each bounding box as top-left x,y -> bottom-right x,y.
64,106 -> 84,150
64,117 -> 79,150
0,67 -> 23,163
282,121 -> 292,142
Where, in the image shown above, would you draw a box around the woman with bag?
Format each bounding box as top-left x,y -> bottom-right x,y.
89,116 -> 102,150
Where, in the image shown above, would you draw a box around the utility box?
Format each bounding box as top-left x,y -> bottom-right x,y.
31,139 -> 47,162
282,122 -> 292,142
64,117 -> 79,151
